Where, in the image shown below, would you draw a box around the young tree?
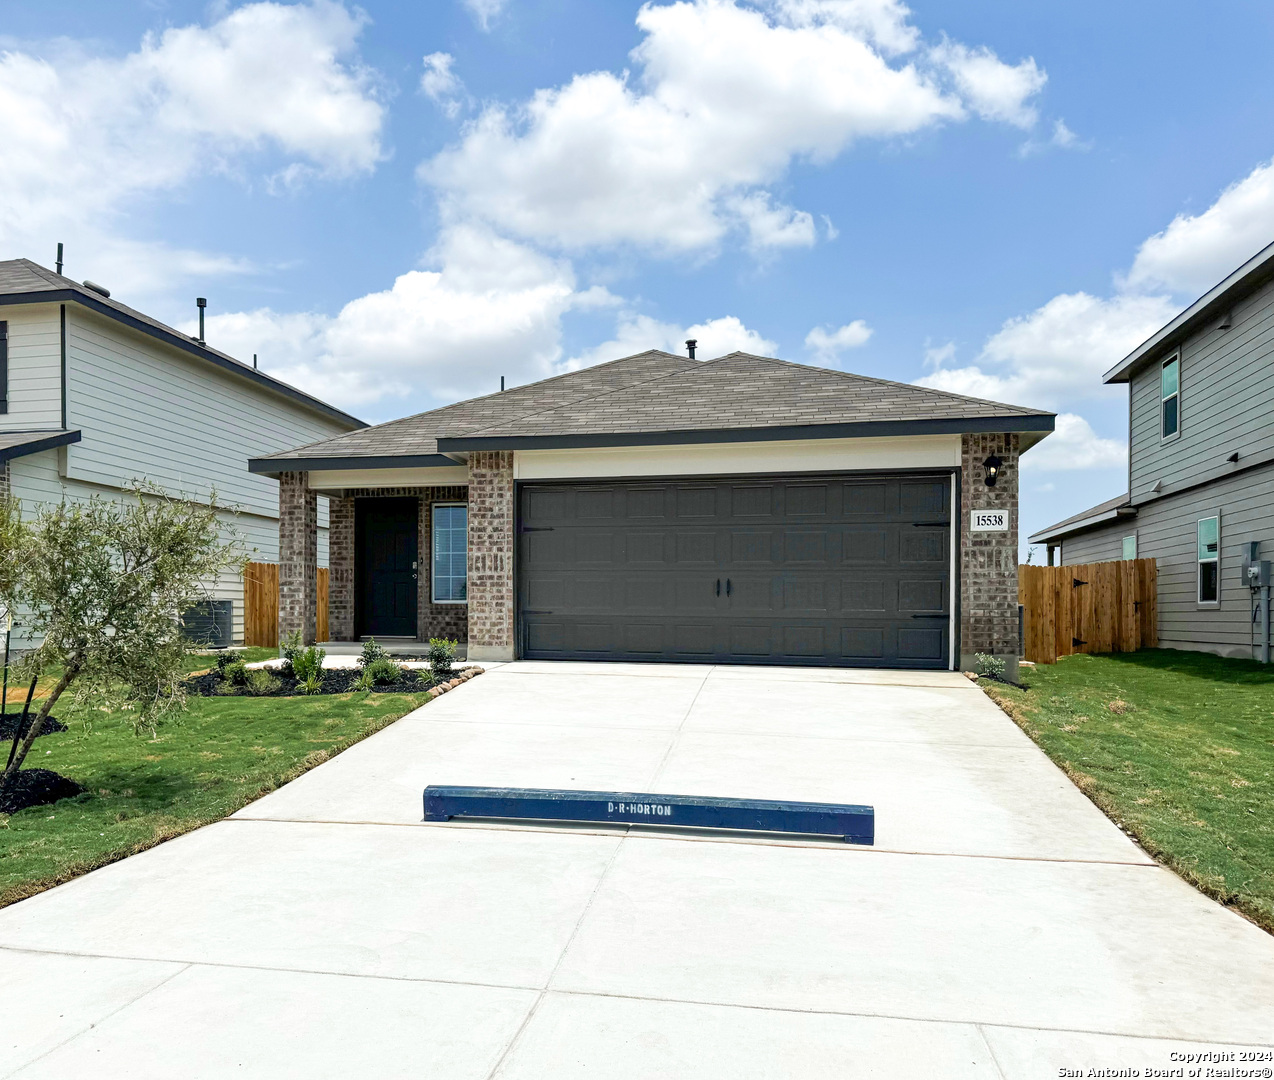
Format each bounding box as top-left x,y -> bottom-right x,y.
0,487 -> 241,795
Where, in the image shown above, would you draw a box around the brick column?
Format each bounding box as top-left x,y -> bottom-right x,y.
0,460 -> 9,497
466,451 -> 515,661
278,471 -> 317,645
960,433 -> 1020,679
328,495 -> 355,641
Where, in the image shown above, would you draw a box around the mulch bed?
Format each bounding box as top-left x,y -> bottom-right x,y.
0,714 -> 69,740
183,667 -> 475,697
0,769 -> 85,815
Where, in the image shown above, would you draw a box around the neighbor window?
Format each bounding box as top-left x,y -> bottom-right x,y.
0,320 -> 8,414
1161,355 -> 1179,439
1197,515 -> 1219,604
432,504 -> 468,603
1122,535 -> 1137,561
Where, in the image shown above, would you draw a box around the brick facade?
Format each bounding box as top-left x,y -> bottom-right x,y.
0,459 -> 9,497
326,485 -> 469,642
466,451 -> 515,661
328,495 -> 355,641
278,471 -> 317,645
960,433 -> 1020,677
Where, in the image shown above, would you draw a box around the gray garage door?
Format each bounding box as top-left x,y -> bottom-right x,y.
517,474 -> 952,668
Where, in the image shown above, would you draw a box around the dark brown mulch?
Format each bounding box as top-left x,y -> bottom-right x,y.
183,667 -> 437,697
0,769 -> 86,815
0,714 -> 69,740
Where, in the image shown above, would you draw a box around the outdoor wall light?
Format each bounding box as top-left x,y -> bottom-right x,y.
983,454 -> 1003,487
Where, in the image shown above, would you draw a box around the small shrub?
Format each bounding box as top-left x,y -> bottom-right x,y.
290,644 -> 326,684
213,679 -> 239,696
244,669 -> 280,696
280,629 -> 304,674
353,667 -> 375,692
365,657 -> 401,685
214,652 -> 238,676
974,653 -> 1007,681
298,672 -> 325,695
219,659 -> 248,687
358,638 -> 388,668
429,637 -> 457,681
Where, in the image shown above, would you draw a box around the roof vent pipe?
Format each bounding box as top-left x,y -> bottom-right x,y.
56,242 -> 63,276
196,297 -> 207,345
253,353 -> 258,370
685,338 -> 697,359
82,280 -> 110,298
501,375 -> 505,392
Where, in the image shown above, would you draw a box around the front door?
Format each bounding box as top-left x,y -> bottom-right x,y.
356,498 -> 418,637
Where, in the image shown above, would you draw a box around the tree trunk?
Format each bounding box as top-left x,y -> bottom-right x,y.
0,665 -> 77,792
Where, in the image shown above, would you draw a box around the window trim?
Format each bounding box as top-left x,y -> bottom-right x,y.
1197,512 -> 1220,607
1160,353 -> 1180,442
1121,533 -> 1137,561
0,319 -> 8,415
430,502 -> 469,605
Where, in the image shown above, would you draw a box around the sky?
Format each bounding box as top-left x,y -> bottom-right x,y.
4,0 -> 1274,554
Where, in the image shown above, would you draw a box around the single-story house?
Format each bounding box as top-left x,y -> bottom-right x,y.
1030,238 -> 1274,660
251,350 -> 1054,676
0,257 -> 364,645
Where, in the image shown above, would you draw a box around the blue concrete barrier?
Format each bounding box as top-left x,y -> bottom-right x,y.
422,785 -> 874,844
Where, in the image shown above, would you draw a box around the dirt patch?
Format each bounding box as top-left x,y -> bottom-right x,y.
0,769 -> 86,815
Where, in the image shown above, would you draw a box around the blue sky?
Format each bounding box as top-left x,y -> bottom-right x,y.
5,0 -> 1274,551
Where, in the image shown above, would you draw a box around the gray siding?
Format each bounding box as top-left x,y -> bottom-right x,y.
1059,522 -> 1128,565
1064,461 -> 1274,659
1130,276 -> 1274,501
0,304 -> 62,429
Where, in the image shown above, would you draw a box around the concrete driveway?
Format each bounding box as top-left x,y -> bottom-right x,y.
2,662 -> 1272,1078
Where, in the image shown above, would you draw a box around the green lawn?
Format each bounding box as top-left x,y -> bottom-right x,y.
983,649 -> 1274,933
0,685 -> 432,908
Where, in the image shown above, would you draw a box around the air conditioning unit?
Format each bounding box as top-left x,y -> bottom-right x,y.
181,600 -> 234,649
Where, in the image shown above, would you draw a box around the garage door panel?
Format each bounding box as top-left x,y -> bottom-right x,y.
518,475 -> 950,668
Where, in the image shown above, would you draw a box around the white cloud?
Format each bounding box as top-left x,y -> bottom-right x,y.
464,0 -> 508,31
1019,413 -> 1126,472
805,319 -> 873,360
0,0 -> 384,299
929,40 -> 1045,129
421,52 -> 464,118
922,340 -> 955,369
421,0 -> 1046,255
562,313 -> 778,372
915,291 -> 1177,411
1125,158 -> 1274,296
200,226 -> 583,406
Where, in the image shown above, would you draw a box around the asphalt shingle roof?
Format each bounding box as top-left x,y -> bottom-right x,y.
1028,492 -> 1134,543
256,349 -> 1053,467
0,259 -> 363,430
0,429 -> 81,462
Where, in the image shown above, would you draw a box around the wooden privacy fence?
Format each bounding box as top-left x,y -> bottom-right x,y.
1019,559 -> 1157,664
243,561 -> 328,648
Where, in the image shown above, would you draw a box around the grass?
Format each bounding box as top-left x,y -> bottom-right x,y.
982,649 -> 1274,933
0,683 -> 432,908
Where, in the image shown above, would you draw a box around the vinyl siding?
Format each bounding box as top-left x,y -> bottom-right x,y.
1063,461 -> 1274,659
1130,276 -> 1274,500
63,305 -> 346,519
7,449 -> 330,647
0,304 -> 62,429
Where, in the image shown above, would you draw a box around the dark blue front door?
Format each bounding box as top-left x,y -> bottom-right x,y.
357,498 -> 418,637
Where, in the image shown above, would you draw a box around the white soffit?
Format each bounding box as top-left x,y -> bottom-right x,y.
306,466 -> 470,491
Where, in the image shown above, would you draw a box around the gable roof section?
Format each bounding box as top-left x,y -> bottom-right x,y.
1027,492 -> 1135,545
1104,238 -> 1274,384
0,259 -> 364,430
251,350 -> 1054,474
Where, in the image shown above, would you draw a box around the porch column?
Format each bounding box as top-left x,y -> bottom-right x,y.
959,433 -> 1020,679
466,451 -> 515,662
328,495 -> 356,641
278,470 -> 317,645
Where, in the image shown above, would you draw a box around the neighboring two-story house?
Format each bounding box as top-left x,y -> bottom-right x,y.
0,258 -> 363,646
1031,240 -> 1274,659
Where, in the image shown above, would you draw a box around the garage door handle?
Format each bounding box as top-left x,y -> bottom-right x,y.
910,613 -> 947,619
523,610 -> 553,615
716,578 -> 721,596
911,521 -> 949,528
520,526 -> 555,533
726,578 -> 732,596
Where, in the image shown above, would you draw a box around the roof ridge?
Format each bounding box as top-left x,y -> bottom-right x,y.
709,351 -> 1049,416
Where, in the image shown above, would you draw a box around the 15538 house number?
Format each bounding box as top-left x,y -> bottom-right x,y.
970,509 -> 1008,532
